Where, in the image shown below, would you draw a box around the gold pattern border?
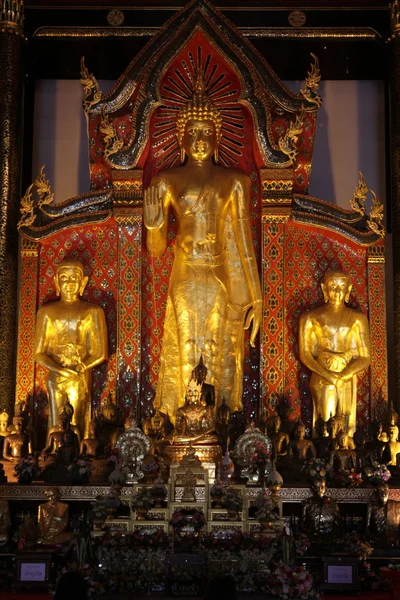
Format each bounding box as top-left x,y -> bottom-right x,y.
33,26 -> 378,40
368,244 -> 385,263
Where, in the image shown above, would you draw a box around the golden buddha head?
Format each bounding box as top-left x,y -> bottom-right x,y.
294,420 -> 306,439
55,259 -> 88,300
176,73 -> 223,163
337,431 -> 348,448
321,269 -> 352,306
12,416 -> 24,433
389,424 -> 399,441
267,414 -> 281,435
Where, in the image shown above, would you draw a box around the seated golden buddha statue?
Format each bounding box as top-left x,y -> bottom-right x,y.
144,73 -> 262,418
329,431 -> 357,472
267,414 -> 289,459
287,420 -> 316,461
173,379 -> 218,445
34,258 -> 108,440
80,418 -> 104,458
301,478 -> 342,540
3,416 -> 32,461
38,487 -> 70,545
299,269 -> 371,436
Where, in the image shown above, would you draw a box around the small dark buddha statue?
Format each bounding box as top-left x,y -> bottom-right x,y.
215,400 -> 231,450
266,414 -> 289,459
191,355 -> 216,408
80,418 -> 104,458
312,416 -> 331,459
329,431 -> 357,472
288,420 -> 316,461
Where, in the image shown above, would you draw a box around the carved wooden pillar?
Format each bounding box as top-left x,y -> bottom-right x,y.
0,1 -> 24,413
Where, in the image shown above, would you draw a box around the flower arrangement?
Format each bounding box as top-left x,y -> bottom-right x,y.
170,509 -> 206,530
331,468 -> 363,488
364,462 -> 391,485
266,562 -> 317,599
250,440 -> 271,466
301,458 -> 331,481
254,488 -> 279,523
67,458 -> 92,484
14,455 -> 39,483
339,532 -> 373,561
293,533 -> 311,557
221,487 -> 243,513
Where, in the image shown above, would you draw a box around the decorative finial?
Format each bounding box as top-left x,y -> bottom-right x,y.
0,0 -> 24,35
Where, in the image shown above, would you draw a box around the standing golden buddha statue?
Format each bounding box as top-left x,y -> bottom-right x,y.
144,74 -> 262,419
299,270 -> 371,436
34,259 -> 108,440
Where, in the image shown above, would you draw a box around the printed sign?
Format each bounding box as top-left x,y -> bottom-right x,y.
327,565 -> 353,584
20,563 -> 47,582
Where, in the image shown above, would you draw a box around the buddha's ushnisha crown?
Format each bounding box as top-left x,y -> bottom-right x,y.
176,72 -> 223,149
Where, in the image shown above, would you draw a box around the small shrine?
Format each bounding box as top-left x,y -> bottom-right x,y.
1,0 -> 400,597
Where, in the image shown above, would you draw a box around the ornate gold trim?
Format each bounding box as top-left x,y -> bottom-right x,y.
33,26 -> 378,41
80,56 -> 103,114
20,238 -> 38,257
300,53 -> 322,109
114,207 -> 142,225
349,172 -> 385,240
18,166 -> 54,230
368,244 -> 385,264
278,112 -> 304,164
261,208 -> 291,223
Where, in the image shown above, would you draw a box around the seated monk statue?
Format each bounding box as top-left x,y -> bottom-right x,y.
34,258 -> 108,441
367,483 -> 400,546
3,416 -> 32,461
173,379 -> 218,444
37,487 -> 70,544
142,409 -> 171,456
387,422 -> 400,466
191,355 -> 215,408
41,409 -> 79,463
80,418 -> 104,458
288,420 -> 316,461
301,478 -> 342,540
329,431 -> 357,472
299,269 -> 371,436
267,413 -> 289,458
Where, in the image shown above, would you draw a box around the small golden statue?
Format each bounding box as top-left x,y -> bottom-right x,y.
34,258 -> 108,440
144,73 -> 262,417
0,412 -> 9,437
301,478 -> 342,540
37,487 -> 70,544
266,414 -> 289,458
288,420 -> 316,461
174,379 -> 217,444
299,269 -> 371,436
367,483 -> 400,545
80,418 -> 104,458
387,422 -> 400,466
329,431 -> 357,472
3,416 -> 32,461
